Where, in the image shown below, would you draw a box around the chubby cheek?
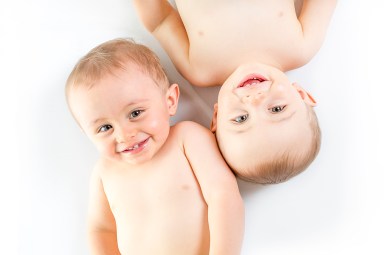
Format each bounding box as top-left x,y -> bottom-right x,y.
92,138 -> 117,158
217,95 -> 237,117
145,113 -> 169,142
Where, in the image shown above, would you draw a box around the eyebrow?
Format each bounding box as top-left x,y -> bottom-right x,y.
89,118 -> 104,127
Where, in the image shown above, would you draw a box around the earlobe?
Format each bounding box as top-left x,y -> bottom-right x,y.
166,83 -> 180,116
292,82 -> 317,106
210,103 -> 218,133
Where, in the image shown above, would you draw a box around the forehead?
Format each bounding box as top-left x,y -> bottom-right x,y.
68,66 -> 163,126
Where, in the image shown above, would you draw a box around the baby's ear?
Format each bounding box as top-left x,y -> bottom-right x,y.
166,83 -> 180,116
210,103 -> 218,133
292,82 -> 317,106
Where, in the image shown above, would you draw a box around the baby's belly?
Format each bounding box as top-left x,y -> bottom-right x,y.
115,200 -> 209,255
115,194 -> 209,255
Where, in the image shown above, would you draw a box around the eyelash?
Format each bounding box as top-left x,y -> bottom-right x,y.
98,124 -> 113,133
268,105 -> 286,113
96,109 -> 145,133
232,105 -> 286,123
129,109 -> 144,119
233,114 -> 248,123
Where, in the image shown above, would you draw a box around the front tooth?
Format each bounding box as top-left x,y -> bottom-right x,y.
133,144 -> 139,149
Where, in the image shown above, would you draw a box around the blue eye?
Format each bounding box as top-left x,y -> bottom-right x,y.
98,124 -> 113,133
233,114 -> 248,123
269,105 -> 286,113
130,109 -> 143,119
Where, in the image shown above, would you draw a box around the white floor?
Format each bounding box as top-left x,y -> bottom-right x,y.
3,1 -> 384,254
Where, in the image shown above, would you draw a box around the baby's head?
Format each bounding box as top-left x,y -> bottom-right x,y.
211,62 -> 321,184
66,38 -> 179,164
66,38 -> 170,97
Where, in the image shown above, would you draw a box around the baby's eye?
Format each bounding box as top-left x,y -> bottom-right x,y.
269,105 -> 286,113
129,109 -> 144,119
98,124 -> 113,133
233,114 -> 248,123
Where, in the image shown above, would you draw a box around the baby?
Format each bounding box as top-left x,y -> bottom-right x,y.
134,0 -> 337,184
65,38 -> 244,254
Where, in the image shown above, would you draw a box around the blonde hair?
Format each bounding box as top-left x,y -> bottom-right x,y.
66,38 -> 169,101
231,106 -> 321,184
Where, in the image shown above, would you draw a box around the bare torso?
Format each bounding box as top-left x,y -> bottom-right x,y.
175,0 -> 305,85
100,127 -> 209,255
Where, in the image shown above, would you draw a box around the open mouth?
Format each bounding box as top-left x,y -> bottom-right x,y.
238,74 -> 267,88
122,137 -> 150,154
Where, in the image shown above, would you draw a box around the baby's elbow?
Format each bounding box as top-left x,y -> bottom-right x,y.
212,188 -> 244,212
182,69 -> 221,87
187,77 -> 211,87
298,39 -> 327,66
284,46 -> 318,70
294,52 -> 313,68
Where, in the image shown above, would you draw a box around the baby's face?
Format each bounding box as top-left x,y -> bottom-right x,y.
212,62 -> 316,172
69,64 -> 176,165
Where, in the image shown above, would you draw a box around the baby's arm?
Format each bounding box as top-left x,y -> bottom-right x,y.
180,121 -> 244,255
298,0 -> 337,60
87,164 -> 120,255
133,1 -> 193,83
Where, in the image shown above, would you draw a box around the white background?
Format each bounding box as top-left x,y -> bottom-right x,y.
2,1 -> 384,254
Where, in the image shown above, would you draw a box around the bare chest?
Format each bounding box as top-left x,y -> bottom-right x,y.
101,151 -> 209,254
103,160 -> 204,215
177,0 -> 303,82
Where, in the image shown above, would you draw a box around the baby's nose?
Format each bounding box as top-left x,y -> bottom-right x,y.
115,125 -> 137,143
241,91 -> 265,104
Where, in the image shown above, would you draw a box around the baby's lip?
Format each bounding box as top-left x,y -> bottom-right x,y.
237,74 -> 268,88
118,137 -> 150,153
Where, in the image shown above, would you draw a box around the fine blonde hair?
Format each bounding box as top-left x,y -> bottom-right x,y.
231,106 -> 321,184
66,38 -> 169,102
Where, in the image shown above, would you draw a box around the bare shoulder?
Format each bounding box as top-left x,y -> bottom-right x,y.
171,121 -> 214,140
170,121 -> 220,160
